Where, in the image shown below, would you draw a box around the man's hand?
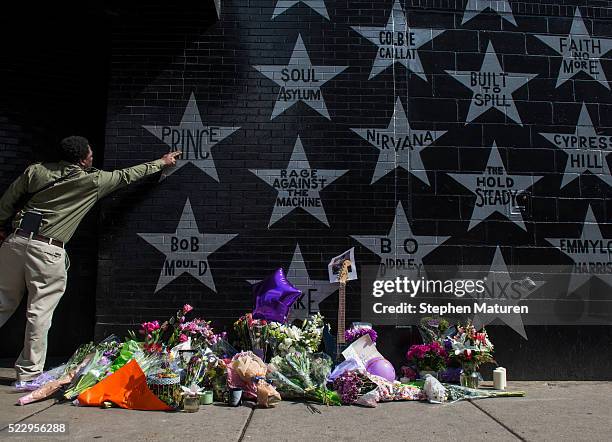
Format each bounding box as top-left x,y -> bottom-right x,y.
160,151 -> 182,167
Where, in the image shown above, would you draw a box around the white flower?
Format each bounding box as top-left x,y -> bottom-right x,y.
180,384 -> 203,397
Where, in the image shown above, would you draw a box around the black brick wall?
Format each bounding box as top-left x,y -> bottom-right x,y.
0,3 -> 110,358
99,0 -> 612,379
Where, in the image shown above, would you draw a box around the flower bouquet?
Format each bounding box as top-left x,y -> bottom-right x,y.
267,313 -> 324,357
234,313 -> 268,359
444,384 -> 525,403
63,337 -> 122,400
332,370 -> 377,405
418,316 -> 452,343
344,325 -> 377,345
17,343 -> 95,406
268,351 -> 340,406
406,342 -> 448,378
447,321 -> 495,388
227,351 -> 281,408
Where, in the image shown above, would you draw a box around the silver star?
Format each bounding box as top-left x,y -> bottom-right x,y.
351,97 -> 445,185
546,205 -> 612,294
138,199 -> 237,293
351,0 -> 443,81
447,41 -> 537,125
461,0 -> 516,26
248,244 -> 339,321
468,247 -> 542,339
448,143 -> 543,231
143,92 -> 240,182
536,8 -> 612,89
272,0 -> 329,20
254,34 -> 347,120
249,136 -> 348,227
540,105 -> 612,188
352,202 -> 448,271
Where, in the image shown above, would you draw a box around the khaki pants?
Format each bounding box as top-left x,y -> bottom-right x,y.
0,233 -> 67,381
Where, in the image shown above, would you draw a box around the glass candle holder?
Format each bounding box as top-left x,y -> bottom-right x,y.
183,395 -> 199,413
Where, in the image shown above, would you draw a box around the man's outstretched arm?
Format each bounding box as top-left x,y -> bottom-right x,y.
95,151 -> 181,199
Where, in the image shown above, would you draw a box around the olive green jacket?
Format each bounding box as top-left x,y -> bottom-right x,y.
0,159 -> 165,244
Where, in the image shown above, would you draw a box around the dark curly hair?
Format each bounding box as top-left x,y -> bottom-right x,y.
59,136 -> 90,163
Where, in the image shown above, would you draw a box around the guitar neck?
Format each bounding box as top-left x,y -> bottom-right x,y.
337,282 -> 346,345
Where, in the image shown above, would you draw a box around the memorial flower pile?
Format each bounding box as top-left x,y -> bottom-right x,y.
15,303 -> 523,411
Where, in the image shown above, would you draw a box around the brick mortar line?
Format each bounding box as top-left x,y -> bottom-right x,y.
0,401 -> 57,433
468,399 -> 527,441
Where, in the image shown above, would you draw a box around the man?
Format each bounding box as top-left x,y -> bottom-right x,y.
0,135 -> 181,386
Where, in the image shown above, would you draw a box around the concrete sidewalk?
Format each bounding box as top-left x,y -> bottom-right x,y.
0,366 -> 609,441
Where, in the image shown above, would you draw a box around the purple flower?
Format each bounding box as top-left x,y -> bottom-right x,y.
344,327 -> 377,344
333,371 -> 364,404
439,367 -> 462,383
444,338 -> 453,351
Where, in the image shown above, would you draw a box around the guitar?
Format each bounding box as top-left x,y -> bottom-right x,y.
323,259 -> 352,363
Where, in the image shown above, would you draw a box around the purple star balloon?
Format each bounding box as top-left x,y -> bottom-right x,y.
252,268 -> 302,323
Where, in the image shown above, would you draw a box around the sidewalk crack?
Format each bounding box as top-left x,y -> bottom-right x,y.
469,400 -> 526,441
237,406 -> 255,442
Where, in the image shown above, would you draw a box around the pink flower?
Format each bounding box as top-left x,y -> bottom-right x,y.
179,334 -> 188,343
180,316 -> 186,323
183,304 -> 193,314
141,320 -> 161,334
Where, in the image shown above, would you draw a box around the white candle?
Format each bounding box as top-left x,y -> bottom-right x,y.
493,367 -> 507,390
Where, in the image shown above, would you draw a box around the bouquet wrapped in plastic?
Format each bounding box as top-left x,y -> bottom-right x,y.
268,352 -> 340,406
77,359 -> 172,411
17,356 -> 93,406
444,384 -> 526,403
17,342 -> 96,405
227,351 -> 281,408
332,369 -> 425,408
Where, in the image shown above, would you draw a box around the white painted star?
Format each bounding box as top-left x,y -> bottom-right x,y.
541,105 -> 612,188
249,136 -> 348,227
461,0 -> 516,26
352,0 -> 443,80
468,247 -> 542,339
351,97 -> 445,185
448,143 -> 543,231
143,93 -> 240,182
254,34 -> 347,120
272,0 -> 329,20
546,205 -> 612,294
138,199 -> 237,293
248,244 -> 339,321
447,41 -> 537,125
352,201 -> 448,270
536,8 -> 612,89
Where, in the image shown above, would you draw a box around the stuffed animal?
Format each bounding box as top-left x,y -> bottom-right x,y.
423,374 -> 447,403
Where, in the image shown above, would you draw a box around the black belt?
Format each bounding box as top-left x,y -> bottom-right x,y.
15,229 -> 64,249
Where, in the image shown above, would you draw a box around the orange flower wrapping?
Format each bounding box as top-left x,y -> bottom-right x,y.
77,359 -> 171,411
